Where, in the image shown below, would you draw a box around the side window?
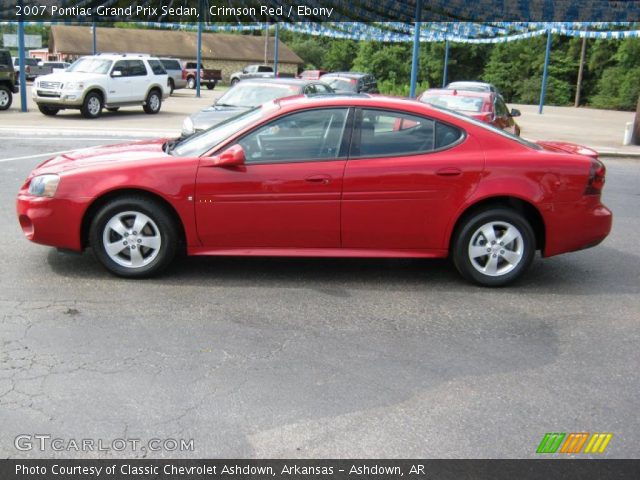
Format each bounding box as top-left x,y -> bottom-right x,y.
435,122 -> 464,149
315,84 -> 331,94
112,60 -> 128,77
238,108 -> 349,164
127,60 -> 147,76
495,98 -> 509,116
354,110 -> 435,157
147,59 -> 166,75
304,84 -> 317,94
257,65 -> 271,72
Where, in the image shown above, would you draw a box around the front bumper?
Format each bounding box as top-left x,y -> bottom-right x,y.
16,194 -> 85,251
32,88 -> 84,107
543,197 -> 612,257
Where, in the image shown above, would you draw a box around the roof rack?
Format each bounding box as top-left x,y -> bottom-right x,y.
95,52 -> 151,57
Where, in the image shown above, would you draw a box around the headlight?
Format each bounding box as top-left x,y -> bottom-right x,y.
182,117 -> 194,136
64,82 -> 84,90
28,174 -> 60,197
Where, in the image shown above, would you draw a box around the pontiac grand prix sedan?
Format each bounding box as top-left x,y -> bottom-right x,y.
16,95 -> 612,286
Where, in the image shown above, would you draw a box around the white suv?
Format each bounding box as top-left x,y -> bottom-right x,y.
33,54 -> 170,118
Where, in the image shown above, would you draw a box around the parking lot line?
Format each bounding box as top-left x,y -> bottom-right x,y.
0,149 -> 78,163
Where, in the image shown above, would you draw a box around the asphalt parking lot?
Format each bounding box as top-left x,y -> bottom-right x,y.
1,134 -> 639,459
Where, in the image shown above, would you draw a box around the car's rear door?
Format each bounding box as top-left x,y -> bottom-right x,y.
341,108 -> 484,250
195,107 -> 353,248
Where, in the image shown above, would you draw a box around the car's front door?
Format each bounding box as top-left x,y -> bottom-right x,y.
107,60 -> 131,103
195,107 -> 352,248
341,108 -> 484,250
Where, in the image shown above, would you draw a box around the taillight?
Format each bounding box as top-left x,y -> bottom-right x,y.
585,159 -> 606,195
181,69 -> 187,80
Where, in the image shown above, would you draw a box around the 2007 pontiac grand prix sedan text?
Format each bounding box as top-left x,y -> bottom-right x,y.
16,95 -> 612,286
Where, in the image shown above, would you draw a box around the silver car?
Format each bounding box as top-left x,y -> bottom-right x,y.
159,58 -> 186,94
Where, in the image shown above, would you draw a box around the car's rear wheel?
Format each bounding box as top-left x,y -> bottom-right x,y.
81,92 -> 102,118
187,77 -> 195,89
230,78 -> 239,86
168,79 -> 175,95
143,89 -> 161,114
38,104 -> 59,116
206,82 -> 215,90
0,86 -> 12,110
452,208 -> 535,287
90,196 -> 177,278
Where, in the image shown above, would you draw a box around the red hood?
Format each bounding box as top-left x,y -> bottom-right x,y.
36,138 -> 168,172
536,141 -> 598,158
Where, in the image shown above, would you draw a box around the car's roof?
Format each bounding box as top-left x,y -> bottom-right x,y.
422,88 -> 493,100
323,72 -> 371,78
274,93 -> 441,112
241,78 -> 329,86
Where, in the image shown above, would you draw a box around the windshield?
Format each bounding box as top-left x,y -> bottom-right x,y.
421,94 -> 485,113
171,107 -> 269,157
67,58 -> 113,74
325,77 -> 357,92
430,104 -> 541,150
216,83 -> 301,108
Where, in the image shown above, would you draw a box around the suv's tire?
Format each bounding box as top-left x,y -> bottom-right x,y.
230,78 -> 239,86
187,77 -> 195,89
206,82 -> 215,90
106,107 -> 119,112
143,89 -> 161,114
0,85 -> 12,110
452,207 -> 535,287
168,79 -> 175,95
89,196 -> 178,278
81,91 -> 103,119
38,104 -> 59,116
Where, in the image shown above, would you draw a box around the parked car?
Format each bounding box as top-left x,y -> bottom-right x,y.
32,53 -> 170,118
12,57 -> 40,81
298,69 -> 327,80
446,81 -> 499,94
229,64 -> 275,85
159,58 -> 186,94
183,61 -> 221,90
182,78 -> 334,136
0,49 -> 19,110
29,61 -> 71,78
17,95 -> 611,286
419,88 -> 521,136
322,72 -> 378,93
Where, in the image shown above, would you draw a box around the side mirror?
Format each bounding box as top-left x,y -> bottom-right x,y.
209,144 -> 245,167
242,69 -> 248,74
111,70 -> 122,77
510,108 -> 521,117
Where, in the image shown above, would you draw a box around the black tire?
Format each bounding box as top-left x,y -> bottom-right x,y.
38,104 -> 59,116
168,79 -> 175,95
452,207 -> 536,287
106,107 -> 120,112
187,77 -> 195,89
0,85 -> 12,110
230,78 -> 239,86
89,196 -> 178,278
206,82 -> 215,90
143,89 -> 162,114
81,91 -> 103,119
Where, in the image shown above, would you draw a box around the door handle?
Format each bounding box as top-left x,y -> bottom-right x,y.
436,167 -> 462,176
305,175 -> 331,184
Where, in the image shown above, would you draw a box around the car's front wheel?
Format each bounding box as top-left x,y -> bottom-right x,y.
452,207 -> 535,287
187,77 -> 195,89
0,85 -> 12,110
81,92 -> 103,118
90,196 -> 178,278
143,89 -> 161,114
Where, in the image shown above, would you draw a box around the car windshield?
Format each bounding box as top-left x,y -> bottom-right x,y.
448,82 -> 489,92
215,83 -> 301,108
429,104 -> 541,150
421,94 -> 484,113
171,106 -> 270,157
324,77 -> 357,92
67,58 -> 113,74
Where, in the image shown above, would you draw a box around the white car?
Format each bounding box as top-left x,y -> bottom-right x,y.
33,54 -> 170,118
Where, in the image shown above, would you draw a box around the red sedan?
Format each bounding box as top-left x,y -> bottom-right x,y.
16,95 -> 611,286
419,88 -> 521,136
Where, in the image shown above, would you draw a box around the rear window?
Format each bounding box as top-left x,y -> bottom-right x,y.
257,65 -> 273,72
186,62 -> 204,69
161,59 -> 181,70
325,77 -> 357,92
147,59 -> 167,75
421,94 -> 485,113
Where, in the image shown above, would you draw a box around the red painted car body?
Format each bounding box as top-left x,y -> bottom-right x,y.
419,88 -> 521,136
16,95 -> 611,283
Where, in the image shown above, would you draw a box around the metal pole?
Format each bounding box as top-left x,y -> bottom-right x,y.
264,22 -> 269,64
92,23 -> 97,54
273,23 -> 279,76
442,40 -> 450,88
538,30 -> 552,115
632,96 -> 640,145
574,36 -> 587,108
196,0 -> 203,98
18,16 -> 27,112
409,0 -> 423,98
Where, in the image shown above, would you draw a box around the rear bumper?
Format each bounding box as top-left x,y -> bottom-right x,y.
543,198 -> 612,257
16,194 -> 85,251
